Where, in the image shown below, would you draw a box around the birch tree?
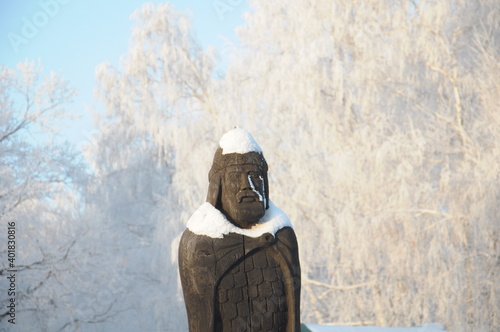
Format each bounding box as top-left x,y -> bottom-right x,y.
225,0 -> 500,330
82,3 -> 227,330
0,61 -> 89,330
88,1 -> 499,331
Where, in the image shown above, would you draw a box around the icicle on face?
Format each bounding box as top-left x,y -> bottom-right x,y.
247,174 -> 264,202
259,175 -> 267,208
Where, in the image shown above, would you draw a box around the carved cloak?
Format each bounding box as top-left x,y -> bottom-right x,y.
178,203 -> 301,332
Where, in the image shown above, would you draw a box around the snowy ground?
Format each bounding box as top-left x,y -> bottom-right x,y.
302,323 -> 446,332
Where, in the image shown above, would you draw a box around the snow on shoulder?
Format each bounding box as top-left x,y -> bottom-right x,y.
186,200 -> 292,239
219,127 -> 263,155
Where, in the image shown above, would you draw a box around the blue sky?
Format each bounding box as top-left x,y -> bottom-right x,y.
0,0 -> 249,148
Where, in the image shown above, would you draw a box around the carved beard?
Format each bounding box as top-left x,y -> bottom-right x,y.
221,187 -> 266,229
224,200 -> 266,228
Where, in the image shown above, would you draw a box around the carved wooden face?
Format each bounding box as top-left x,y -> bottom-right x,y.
220,164 -> 266,228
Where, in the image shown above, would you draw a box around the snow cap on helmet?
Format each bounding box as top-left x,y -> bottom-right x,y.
219,127 -> 263,155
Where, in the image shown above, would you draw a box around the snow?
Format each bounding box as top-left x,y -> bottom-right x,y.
304,323 -> 446,332
186,200 -> 292,238
248,174 -> 265,204
219,127 -> 263,155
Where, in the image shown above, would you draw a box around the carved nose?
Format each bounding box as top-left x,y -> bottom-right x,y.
241,174 -> 252,190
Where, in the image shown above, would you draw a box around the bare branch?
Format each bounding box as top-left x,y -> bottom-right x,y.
303,278 -> 376,291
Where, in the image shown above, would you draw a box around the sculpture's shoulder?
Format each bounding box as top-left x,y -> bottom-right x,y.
179,228 -> 213,256
185,202 -> 231,239
275,226 -> 299,250
274,226 -> 301,282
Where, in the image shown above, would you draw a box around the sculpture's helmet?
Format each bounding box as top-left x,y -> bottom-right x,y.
207,128 -> 269,211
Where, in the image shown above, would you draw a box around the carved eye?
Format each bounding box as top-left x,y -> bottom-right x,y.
249,171 -> 261,178
224,173 -> 241,192
228,173 -> 239,179
248,172 -> 261,183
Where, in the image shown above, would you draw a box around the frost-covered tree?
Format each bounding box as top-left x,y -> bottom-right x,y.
88,1 -> 499,331
0,61 -> 89,330
225,0 -> 500,330
80,3 -> 227,331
